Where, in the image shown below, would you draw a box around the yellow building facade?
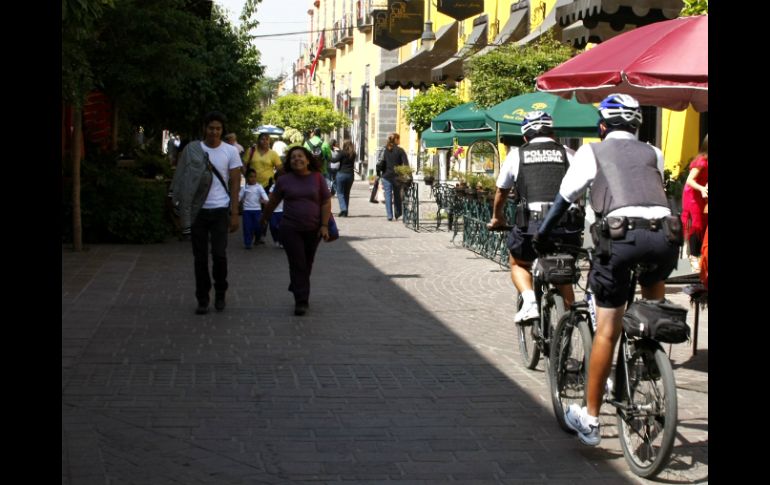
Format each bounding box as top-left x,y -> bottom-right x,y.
294,1 -> 704,177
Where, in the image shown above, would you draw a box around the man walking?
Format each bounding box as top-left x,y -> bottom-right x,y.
171,111 -> 242,314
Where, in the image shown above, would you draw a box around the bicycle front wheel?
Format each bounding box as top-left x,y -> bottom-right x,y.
615,342 -> 678,478
548,311 -> 592,434
516,294 -> 541,369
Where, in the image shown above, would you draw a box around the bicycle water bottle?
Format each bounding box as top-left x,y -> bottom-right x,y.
586,291 -> 598,332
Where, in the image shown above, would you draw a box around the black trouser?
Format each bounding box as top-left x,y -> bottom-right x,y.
280,226 -> 321,304
191,208 -> 229,303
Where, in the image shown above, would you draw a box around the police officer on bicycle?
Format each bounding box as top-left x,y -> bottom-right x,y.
487,111 -> 584,323
534,94 -> 681,446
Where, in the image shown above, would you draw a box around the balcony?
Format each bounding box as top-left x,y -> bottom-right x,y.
341,14 -> 354,44
334,20 -> 345,48
356,0 -> 373,32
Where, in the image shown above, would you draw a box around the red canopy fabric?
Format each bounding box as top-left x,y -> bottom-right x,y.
537,15 -> 708,112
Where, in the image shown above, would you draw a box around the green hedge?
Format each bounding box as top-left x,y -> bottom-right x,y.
62,156 -> 172,244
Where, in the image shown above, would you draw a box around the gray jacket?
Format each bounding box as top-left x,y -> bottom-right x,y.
170,141 -> 213,231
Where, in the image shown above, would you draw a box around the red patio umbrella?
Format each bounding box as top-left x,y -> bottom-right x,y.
536,15 -> 708,112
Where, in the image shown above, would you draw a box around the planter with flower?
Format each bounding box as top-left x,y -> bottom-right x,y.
394,165 -> 414,185
422,164 -> 438,185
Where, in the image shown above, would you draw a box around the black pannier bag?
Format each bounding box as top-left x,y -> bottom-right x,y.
623,299 -> 690,343
533,254 -> 579,285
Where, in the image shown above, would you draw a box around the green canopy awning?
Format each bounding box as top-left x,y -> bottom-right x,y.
421,128 -> 497,148
484,92 -> 599,137
431,102 -> 491,132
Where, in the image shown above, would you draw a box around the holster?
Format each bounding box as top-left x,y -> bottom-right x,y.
606,216 -> 628,240
514,205 -> 530,229
590,222 -> 612,262
662,215 -> 684,245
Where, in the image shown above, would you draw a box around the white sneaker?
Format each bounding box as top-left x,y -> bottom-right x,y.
564,404 -> 601,446
514,301 -> 540,323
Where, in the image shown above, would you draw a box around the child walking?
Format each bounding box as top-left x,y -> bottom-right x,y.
239,169 -> 269,249
268,173 -> 284,248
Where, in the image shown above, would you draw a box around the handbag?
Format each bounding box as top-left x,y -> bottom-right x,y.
316,172 -> 339,242
326,214 -> 339,242
369,176 -> 380,203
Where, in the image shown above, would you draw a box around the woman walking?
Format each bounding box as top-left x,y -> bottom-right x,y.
377,132 -> 409,221
260,146 -> 332,316
680,134 -> 708,272
333,139 -> 357,217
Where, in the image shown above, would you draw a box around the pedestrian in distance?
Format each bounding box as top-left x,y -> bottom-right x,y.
487,111 -> 583,322
680,133 -> 708,272
170,111 -> 242,315
333,139 -> 357,217
377,132 -> 408,221
304,127 -> 333,194
239,168 -> 269,249
224,132 -> 245,157
534,94 -> 682,447
260,146 -> 332,316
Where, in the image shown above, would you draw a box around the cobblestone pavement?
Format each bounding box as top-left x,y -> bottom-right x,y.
62,181 -> 708,484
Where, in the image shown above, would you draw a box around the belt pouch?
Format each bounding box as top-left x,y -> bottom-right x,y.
590,222 -> 612,261
662,216 -> 684,245
607,216 -> 628,240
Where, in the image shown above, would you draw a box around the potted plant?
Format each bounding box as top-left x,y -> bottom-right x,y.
478,174 -> 497,202
422,164 -> 437,185
394,164 -> 414,185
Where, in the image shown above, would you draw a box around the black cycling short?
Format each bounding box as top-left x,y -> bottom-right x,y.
589,227 -> 679,308
507,220 -> 583,262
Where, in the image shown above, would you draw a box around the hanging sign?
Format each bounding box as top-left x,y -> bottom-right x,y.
373,0 -> 425,51
437,0 -> 484,21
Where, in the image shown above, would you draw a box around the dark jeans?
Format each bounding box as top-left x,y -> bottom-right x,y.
335,171 -> 354,212
191,208 -> 229,303
280,226 -> 321,304
381,177 -> 402,220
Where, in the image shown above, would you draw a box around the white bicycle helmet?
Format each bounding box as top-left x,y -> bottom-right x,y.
521,110 -> 554,137
598,94 -> 643,129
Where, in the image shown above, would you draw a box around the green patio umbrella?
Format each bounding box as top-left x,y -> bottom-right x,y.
421,128 -> 497,148
484,92 -> 599,138
431,102 -> 491,132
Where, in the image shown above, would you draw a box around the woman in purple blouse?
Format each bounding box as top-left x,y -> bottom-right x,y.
261,146 -> 332,315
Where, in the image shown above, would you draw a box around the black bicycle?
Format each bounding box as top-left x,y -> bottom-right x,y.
488,225 -> 575,371
548,243 -> 681,478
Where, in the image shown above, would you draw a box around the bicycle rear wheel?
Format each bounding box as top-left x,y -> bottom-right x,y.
615,341 -> 677,478
540,289 -> 566,365
516,294 -> 541,369
549,311 -> 592,433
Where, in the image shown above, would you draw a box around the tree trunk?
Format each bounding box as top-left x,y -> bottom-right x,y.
72,106 -> 83,251
111,100 -> 119,151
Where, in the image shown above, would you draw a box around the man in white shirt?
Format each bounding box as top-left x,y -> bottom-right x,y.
190,113 -> 242,314
535,94 -> 681,447
487,111 -> 582,323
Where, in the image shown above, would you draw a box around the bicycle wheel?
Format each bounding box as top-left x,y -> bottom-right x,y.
615,341 -> 678,478
540,288 -> 566,365
549,311 -> 593,434
516,294 -> 540,369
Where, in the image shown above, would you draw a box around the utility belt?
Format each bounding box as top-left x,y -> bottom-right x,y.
590,215 -> 683,261
515,201 -> 585,231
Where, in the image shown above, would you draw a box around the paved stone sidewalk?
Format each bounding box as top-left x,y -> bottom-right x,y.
62,181 -> 707,484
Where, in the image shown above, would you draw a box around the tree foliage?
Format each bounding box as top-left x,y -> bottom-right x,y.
402,86 -> 462,135
62,0 -> 115,106
90,0 -> 264,146
466,32 -> 575,109
262,94 -> 351,135
681,0 -> 708,15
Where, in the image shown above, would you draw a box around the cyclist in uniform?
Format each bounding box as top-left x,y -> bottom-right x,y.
534,94 -> 681,446
487,111 -> 583,322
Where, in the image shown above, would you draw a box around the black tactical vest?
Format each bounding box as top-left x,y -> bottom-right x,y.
589,139 -> 668,217
517,140 -> 569,204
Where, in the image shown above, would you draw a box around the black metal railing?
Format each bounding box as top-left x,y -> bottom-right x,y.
402,182 -> 419,232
